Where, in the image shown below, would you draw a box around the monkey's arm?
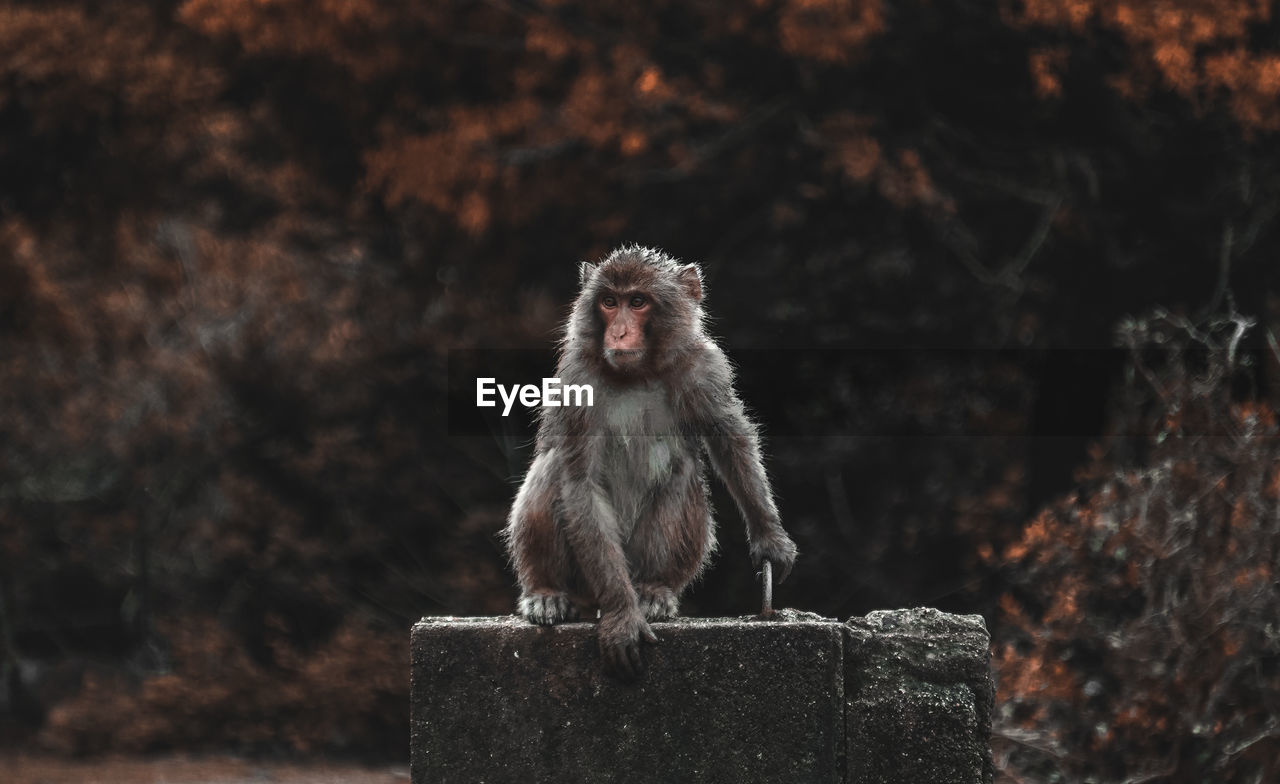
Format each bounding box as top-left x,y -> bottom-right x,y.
702,407 -> 798,582
558,476 -> 638,613
553,436 -> 658,679
687,355 -> 798,582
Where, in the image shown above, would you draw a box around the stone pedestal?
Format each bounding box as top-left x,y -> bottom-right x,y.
410,608 -> 991,784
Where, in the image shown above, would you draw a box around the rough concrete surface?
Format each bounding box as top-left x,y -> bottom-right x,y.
411,608 -> 991,784
845,609 -> 994,784
411,613 -> 843,784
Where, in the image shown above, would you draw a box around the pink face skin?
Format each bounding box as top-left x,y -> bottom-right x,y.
599,291 -> 651,371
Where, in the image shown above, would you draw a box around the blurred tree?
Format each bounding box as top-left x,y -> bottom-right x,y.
0,0 -> 1276,763
993,311 -> 1280,782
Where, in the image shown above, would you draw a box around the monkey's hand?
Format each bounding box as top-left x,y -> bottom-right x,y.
598,608 -> 659,682
750,529 -> 798,584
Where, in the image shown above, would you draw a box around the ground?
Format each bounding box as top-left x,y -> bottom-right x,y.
0,754 -> 409,784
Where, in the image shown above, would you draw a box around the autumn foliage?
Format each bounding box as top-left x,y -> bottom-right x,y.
994,312 -> 1280,781
1017,0 -> 1280,130
41,617 -> 405,755
0,0 -> 1278,772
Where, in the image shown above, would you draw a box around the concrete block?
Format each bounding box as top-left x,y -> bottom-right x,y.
411,613 -> 843,784
410,608 -> 991,784
844,608 -> 994,784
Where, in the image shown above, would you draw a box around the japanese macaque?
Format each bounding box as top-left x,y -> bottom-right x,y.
504,246 -> 797,680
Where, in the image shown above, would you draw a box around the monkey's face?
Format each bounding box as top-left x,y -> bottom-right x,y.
574,249 -> 703,378
599,290 -> 652,373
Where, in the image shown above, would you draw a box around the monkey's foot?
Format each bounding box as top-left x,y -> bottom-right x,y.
518,591 -> 578,625
637,584 -> 679,620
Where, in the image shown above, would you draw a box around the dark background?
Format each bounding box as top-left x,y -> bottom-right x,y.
1,2 -> 1278,781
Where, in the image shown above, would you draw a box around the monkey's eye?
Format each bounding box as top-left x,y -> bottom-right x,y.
601,295 -> 617,309
629,294 -> 648,309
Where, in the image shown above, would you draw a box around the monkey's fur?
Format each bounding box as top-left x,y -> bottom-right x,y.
504,246 -> 797,679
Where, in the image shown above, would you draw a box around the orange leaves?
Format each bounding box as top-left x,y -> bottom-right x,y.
525,17 -> 577,61
620,130 -> 649,156
1014,0 -> 1280,130
1267,465 -> 1280,500
1203,49 -> 1280,131
635,66 -> 673,102
836,133 -> 882,182
994,316 -> 1280,780
1042,576 -> 1081,624
178,0 -> 406,81
364,132 -> 490,233
1152,42 -> 1196,91
362,99 -> 542,234
41,615 -> 408,754
1017,0 -> 1095,31
0,220 -> 77,343
1029,47 -> 1069,98
879,148 -> 947,210
1105,0 -> 1272,107
821,114 -> 882,182
1001,508 -> 1070,564
993,641 -> 1078,716
561,66 -> 623,150
357,15 -> 755,231
0,5 -> 221,126
1231,564 -> 1271,590
817,113 -> 951,211
778,0 -> 886,64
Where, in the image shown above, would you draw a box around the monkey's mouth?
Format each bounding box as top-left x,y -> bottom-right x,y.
604,348 -> 646,369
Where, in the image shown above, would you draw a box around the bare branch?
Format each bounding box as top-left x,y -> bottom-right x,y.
1201,221 -> 1234,318
1001,195 -> 1062,282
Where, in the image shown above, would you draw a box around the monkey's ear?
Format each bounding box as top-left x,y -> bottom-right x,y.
677,264 -> 703,302
578,262 -> 595,285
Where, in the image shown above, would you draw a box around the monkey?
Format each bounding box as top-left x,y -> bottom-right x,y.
504,245 -> 798,680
